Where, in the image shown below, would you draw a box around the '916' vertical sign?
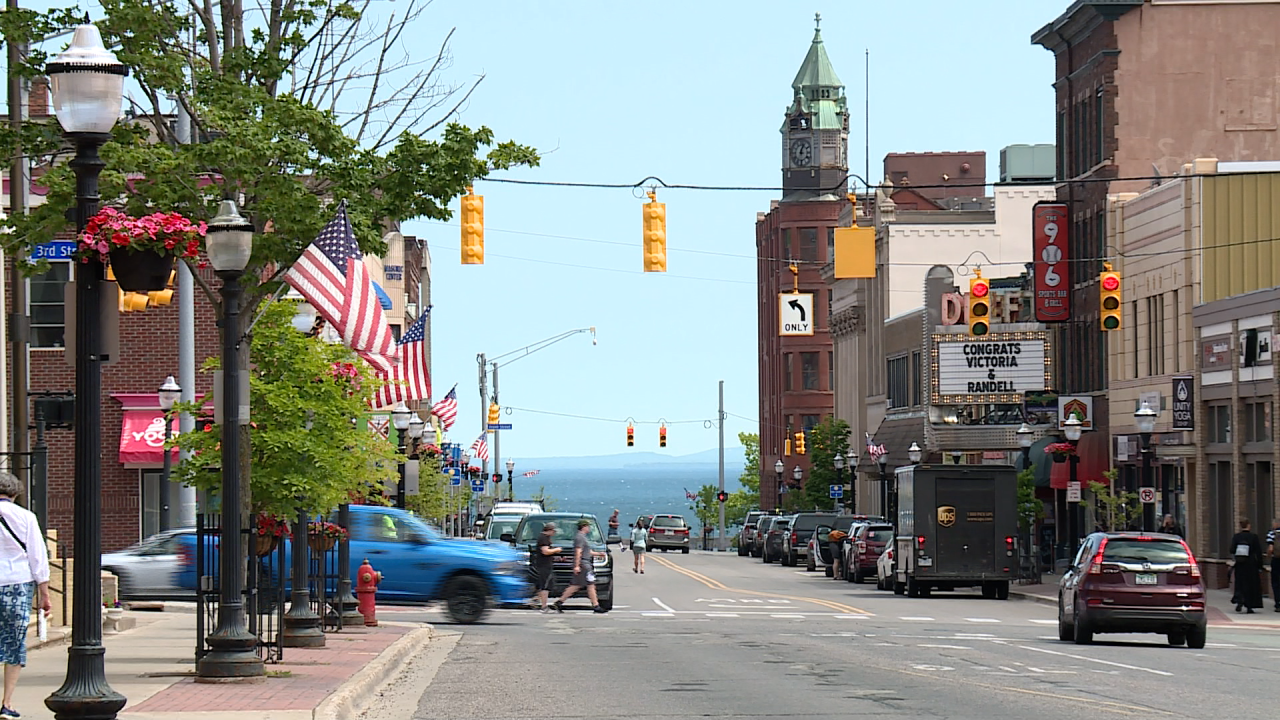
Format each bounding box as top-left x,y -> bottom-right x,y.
1033,202 -> 1070,323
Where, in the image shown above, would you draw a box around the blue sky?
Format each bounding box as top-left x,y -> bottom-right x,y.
406,1 -> 1064,461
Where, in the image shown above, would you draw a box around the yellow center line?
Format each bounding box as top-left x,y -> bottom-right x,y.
648,554 -> 871,615
896,667 -> 1170,717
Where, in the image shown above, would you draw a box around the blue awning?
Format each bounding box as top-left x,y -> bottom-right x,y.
371,281 -> 393,310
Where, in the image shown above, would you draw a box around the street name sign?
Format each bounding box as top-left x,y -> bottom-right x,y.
779,293 -> 814,336
486,423 -> 512,431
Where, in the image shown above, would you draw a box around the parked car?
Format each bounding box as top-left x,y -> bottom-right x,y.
175,506 -> 530,623
504,513 -> 615,611
876,546 -> 896,591
1058,532 -> 1206,648
750,515 -> 773,557
738,511 -> 769,557
805,515 -> 862,574
761,516 -> 792,564
843,522 -> 894,583
780,512 -> 838,567
102,528 -> 195,600
647,514 -> 691,553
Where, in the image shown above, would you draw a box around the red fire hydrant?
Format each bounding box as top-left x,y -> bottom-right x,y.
356,558 -> 382,627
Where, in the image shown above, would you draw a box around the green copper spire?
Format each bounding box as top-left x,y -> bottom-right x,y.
791,12 -> 843,93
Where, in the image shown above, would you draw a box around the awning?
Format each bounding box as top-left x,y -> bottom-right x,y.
1020,436 -> 1056,488
371,281 -> 393,310
1049,430 -> 1109,490
120,410 -> 180,465
856,415 -> 926,472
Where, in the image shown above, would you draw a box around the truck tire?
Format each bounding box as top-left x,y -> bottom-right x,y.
752,546 -> 762,558
599,592 -> 614,612
982,583 -> 997,599
907,577 -> 921,598
445,575 -> 489,624
738,543 -> 748,557
996,581 -> 1010,600
806,554 -> 816,572
893,578 -> 906,595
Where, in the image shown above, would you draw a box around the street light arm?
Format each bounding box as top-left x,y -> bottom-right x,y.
488,327 -> 596,369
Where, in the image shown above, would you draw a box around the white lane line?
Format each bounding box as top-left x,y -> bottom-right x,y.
965,618 -> 1001,623
1028,619 -> 1057,625
651,597 -> 677,613
835,614 -> 867,619
953,633 -> 995,637
1207,643 -> 1238,647
641,612 -> 674,617
919,644 -> 971,650
1017,644 -> 1174,676
900,616 -> 935,621
705,613 -> 740,618
771,614 -> 806,619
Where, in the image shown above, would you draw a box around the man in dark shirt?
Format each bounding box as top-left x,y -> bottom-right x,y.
534,522 -> 560,613
554,519 -> 607,614
1267,518 -> 1280,612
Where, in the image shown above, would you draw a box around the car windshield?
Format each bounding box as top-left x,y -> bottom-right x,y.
1102,539 -> 1190,564
517,517 -> 604,544
771,519 -> 790,530
791,515 -> 833,532
865,527 -> 893,542
486,516 -> 523,539
651,516 -> 686,528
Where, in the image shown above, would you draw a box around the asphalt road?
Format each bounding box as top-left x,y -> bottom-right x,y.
366,549 -> 1280,720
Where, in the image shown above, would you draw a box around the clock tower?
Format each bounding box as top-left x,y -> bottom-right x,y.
782,13 -> 849,201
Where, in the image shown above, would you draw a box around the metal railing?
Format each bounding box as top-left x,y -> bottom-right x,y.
306,534 -> 343,632
195,513 -> 287,664
46,534 -> 67,622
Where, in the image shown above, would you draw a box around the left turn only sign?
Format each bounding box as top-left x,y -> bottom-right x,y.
779,293 -> 814,336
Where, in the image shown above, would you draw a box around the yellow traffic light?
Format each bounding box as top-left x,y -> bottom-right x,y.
488,403 -> 500,426
1100,262 -> 1122,331
784,438 -> 792,456
968,271 -> 990,337
626,424 -> 635,447
118,290 -> 149,312
794,431 -> 806,455
460,186 -> 484,265
642,191 -> 666,272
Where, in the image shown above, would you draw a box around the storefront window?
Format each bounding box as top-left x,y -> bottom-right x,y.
1245,400 -> 1271,443
31,263 -> 70,348
1210,461 -> 1234,557
1208,405 -> 1232,444
1248,462 -> 1273,543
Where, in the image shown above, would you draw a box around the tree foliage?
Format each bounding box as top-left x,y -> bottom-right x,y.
795,418 -> 851,511
1085,469 -> 1141,532
171,300 -> 398,516
1016,468 -> 1044,531
404,453 -> 451,525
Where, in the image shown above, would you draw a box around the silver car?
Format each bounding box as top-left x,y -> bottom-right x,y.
101,529 -> 194,599
646,514 -> 691,553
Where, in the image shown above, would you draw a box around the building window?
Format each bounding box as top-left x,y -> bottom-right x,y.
1171,290 -> 1179,373
826,289 -> 832,329
1208,404 -> 1231,444
826,227 -> 835,261
1146,295 -> 1165,376
31,262 -> 70,348
828,351 -> 834,394
798,228 -> 818,261
1094,85 -> 1104,165
1249,462 -> 1274,544
910,351 -> 922,406
782,228 -> 793,259
801,352 -> 819,390
1095,213 -> 1106,275
886,355 -> 909,409
801,414 -> 819,433
1245,400 -> 1271,443
1056,110 -> 1066,180
1131,299 -> 1140,380
784,354 -> 793,392
1210,461 -> 1234,557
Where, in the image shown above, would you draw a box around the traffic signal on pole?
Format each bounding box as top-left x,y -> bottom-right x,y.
460,186 -> 484,265
794,431 -> 806,455
968,271 -> 990,336
118,289 -> 149,312
626,424 -> 635,447
659,425 -> 667,447
642,190 -> 667,272
1100,262 -> 1122,331
147,269 -> 176,306
716,490 -> 728,503
784,437 -> 792,456
488,403 -> 500,426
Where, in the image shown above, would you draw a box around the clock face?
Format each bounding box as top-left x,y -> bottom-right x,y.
790,139 -> 812,167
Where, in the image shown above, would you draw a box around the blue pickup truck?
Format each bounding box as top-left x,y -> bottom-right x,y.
175,505 -> 529,623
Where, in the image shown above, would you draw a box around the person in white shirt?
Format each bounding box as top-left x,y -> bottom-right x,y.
0,472 -> 50,719
630,519 -> 649,574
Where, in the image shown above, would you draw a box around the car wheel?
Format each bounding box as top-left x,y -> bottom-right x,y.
752,547 -> 761,558
1073,611 -> 1093,645
1057,598 -> 1074,642
806,555 -> 816,572
919,585 -> 932,598
824,565 -> 833,578
738,544 -> 748,557
1186,625 -> 1207,649
107,569 -> 131,600
1166,631 -> 1186,647
681,547 -> 689,554
445,575 -> 489,624
598,593 -> 614,612
787,551 -> 798,567
996,581 -> 1010,601
853,569 -> 865,584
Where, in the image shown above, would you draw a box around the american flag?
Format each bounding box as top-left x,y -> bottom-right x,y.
865,432 -> 887,461
469,433 -> 490,462
372,309 -> 432,408
684,487 -> 697,501
521,470 -> 540,478
284,203 -> 399,364
431,387 -> 459,432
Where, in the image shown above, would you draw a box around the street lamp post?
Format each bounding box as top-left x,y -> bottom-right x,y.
908,442 -> 922,465
774,460 -> 784,510
505,458 -> 515,501
877,454 -> 889,520
951,450 -> 964,465
792,465 -> 803,504
1017,422 -> 1034,470
198,200 -> 261,679
391,402 -> 411,509
1064,414 -> 1084,554
833,453 -> 844,512
158,375 -> 181,520
1134,401 -> 1157,532
460,452 -> 473,531
45,22 -> 131,719
406,411 -> 424,504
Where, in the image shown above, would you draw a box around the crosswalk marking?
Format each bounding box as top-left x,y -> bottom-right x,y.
900,616 -> 935,621
965,618 -> 1001,623
771,614 -> 806,619
1029,619 -> 1057,625
705,613 -> 739,618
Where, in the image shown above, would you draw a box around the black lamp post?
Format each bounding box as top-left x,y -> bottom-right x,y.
197,200 -> 263,679
1064,414 -> 1084,553
391,402 -> 411,509
877,453 -> 889,519
45,22 -> 130,720
158,375 -> 181,523
281,501 -> 323,647
1017,422 -> 1034,470
833,453 -> 844,512
1134,401 -> 1158,532
505,458 -> 515,501
774,460 -> 784,510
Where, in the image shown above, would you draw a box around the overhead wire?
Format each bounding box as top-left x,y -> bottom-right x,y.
504,406 -> 712,426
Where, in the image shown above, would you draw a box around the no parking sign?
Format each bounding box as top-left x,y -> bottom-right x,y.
1139,487 -> 1156,504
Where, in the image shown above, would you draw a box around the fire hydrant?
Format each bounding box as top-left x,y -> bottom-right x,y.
356,558 -> 382,627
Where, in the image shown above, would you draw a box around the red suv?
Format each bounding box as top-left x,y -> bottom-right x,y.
843,523 -> 893,584
1057,532 -> 1206,648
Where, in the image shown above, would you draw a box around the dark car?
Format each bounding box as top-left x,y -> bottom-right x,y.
843,522 -> 894,583
761,516 -> 792,564
506,513 -> 615,611
750,515 -> 773,557
1058,532 -> 1206,648
647,514 -> 691,553
780,512 -> 839,567
738,511 -> 769,557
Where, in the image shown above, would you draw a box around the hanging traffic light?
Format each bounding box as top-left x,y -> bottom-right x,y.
148,270 -> 176,306
626,424 -> 635,447
784,437 -> 792,456
642,190 -> 666,272
488,403 -> 500,426
659,425 -> 667,448
794,431 -> 806,455
1100,262 -> 1122,331
118,289 -> 149,312
968,271 -> 990,336
460,186 -> 484,264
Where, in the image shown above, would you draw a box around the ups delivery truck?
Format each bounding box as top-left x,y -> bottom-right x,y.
892,463 -> 1018,600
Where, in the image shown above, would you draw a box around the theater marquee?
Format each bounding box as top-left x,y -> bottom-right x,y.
931,332 -> 1052,404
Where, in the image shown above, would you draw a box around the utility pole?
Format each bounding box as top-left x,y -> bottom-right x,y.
7,0 -> 29,484
491,361 -> 500,501
175,97 -> 197,528
717,380 -> 726,552
476,352 -> 488,519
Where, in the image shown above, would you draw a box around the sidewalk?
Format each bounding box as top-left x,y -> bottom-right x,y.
1010,578 -> 1280,628
10,609 -> 431,720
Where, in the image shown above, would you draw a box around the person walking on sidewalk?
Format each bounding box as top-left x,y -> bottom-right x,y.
608,510 -> 620,538
0,472 -> 50,719
1231,518 -> 1265,614
1158,514 -> 1184,539
1267,518 -> 1280,612
533,522 -> 562,613
554,519 -> 607,614
630,519 -> 649,574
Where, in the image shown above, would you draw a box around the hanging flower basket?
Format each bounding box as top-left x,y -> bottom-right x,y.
1045,442 -> 1077,464
308,534 -> 335,553
254,533 -> 279,557
78,208 -> 207,292
307,521 -> 348,552
109,247 -> 175,292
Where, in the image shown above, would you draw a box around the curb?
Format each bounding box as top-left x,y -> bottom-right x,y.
1009,590 -> 1056,607
313,624 -> 433,720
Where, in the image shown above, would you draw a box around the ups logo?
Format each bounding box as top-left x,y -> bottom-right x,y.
937,506 -> 956,528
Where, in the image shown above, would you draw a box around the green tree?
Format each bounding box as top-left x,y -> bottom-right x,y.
172,301 -> 399,516
1016,468 -> 1045,531
796,418 -> 852,511
728,431 -> 761,519
1085,469 -> 1141,532
405,453 -> 451,525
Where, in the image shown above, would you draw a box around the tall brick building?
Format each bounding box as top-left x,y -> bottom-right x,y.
756,17 -> 848,507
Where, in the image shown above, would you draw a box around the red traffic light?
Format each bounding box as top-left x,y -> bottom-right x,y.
716,491 -> 728,503
1101,273 -> 1120,291
971,281 -> 989,298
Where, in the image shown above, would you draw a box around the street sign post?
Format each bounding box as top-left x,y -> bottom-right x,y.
31,241 -> 77,261
1139,487 -> 1156,504
486,423 -> 512,431
449,467 -> 462,486
1066,481 -> 1081,503
471,479 -> 485,493
829,485 -> 843,499
778,293 -> 814,336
